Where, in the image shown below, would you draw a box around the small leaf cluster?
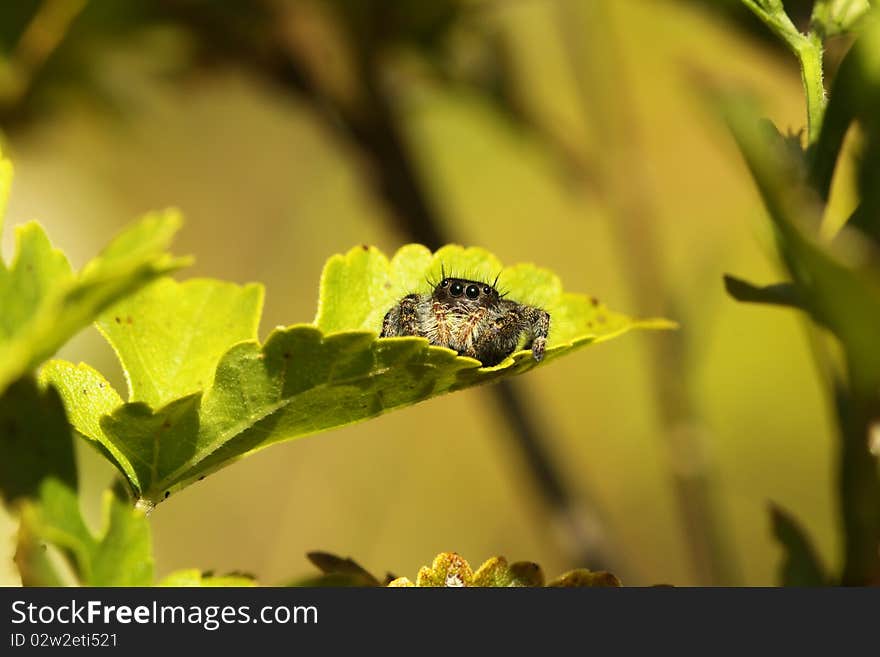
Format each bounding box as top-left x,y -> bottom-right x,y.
302,551 -> 621,588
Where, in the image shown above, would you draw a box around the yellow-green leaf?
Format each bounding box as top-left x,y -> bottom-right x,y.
46,244 -> 672,505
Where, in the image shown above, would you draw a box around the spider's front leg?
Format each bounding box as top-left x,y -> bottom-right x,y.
522,305 -> 550,362
469,305 -> 550,366
380,293 -> 421,337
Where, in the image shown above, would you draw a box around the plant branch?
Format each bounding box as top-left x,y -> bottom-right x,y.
0,0 -> 87,112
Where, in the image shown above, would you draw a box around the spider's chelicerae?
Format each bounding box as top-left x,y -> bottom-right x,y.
380,275 -> 550,366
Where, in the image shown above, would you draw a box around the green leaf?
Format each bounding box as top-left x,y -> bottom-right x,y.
1,374 -> 78,586
38,361 -> 131,485
0,155 -> 11,235
16,481 -> 153,586
46,244 -> 673,506
0,377 -> 76,506
96,278 -> 264,408
0,148 -> 189,394
0,374 -> 153,586
770,504 -> 828,586
316,244 -> 674,353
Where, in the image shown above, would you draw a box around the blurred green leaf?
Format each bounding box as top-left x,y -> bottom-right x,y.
45,245 -> 671,506
472,556 -> 541,587
723,275 -> 807,313
722,93 -> 880,394
721,68 -> 880,584
1,376 -> 152,587
289,551 -> 388,586
546,569 -> 622,587
810,0 -> 872,39
507,561 -> 545,587
770,504 -> 828,586
17,481 -> 153,586
0,151 -> 189,395
305,551 -> 382,586
851,13 -> 880,246
0,377 -> 75,506
808,11 -> 880,204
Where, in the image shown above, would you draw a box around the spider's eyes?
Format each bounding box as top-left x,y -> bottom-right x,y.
483,286 -> 492,296
440,279 -> 449,287
465,284 -> 480,299
450,281 -> 464,296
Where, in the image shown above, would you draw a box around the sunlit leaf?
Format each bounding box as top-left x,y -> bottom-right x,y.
46,244 -> 672,506
96,278 -> 263,409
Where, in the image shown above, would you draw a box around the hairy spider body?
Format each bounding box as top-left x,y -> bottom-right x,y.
380,276 -> 550,366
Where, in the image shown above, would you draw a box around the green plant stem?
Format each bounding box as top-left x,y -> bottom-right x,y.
797,34 -> 827,146
740,1 -> 827,145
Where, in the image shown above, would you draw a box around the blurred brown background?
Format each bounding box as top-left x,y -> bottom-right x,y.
0,0 -> 847,586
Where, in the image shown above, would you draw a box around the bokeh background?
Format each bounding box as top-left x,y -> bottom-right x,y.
0,0 -> 853,586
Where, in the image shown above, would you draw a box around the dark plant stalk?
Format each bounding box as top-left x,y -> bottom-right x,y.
0,0 -> 87,120
834,380 -> 880,585
553,0 -> 740,585
155,0 -> 617,572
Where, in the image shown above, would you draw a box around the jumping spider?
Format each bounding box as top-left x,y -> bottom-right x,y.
380,274 -> 550,366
